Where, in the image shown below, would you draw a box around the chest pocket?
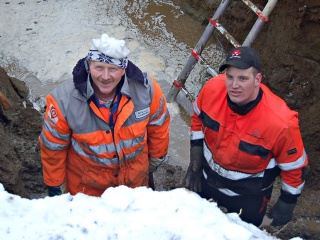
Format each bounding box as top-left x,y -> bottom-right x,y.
118,116 -> 148,149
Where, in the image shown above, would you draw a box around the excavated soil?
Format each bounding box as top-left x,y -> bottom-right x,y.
0,0 -> 319,239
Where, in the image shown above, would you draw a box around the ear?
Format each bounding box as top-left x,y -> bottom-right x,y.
255,72 -> 262,85
121,68 -> 126,76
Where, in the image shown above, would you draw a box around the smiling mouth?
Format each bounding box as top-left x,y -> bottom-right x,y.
101,80 -> 113,84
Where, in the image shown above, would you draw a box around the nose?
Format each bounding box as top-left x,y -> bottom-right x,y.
101,69 -> 111,79
231,79 -> 239,88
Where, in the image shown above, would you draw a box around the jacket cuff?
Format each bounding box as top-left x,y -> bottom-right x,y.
279,189 -> 300,204
149,155 -> 169,172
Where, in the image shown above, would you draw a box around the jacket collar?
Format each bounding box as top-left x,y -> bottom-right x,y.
227,88 -> 263,115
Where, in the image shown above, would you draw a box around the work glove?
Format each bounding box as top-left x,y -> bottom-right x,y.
47,182 -> 66,197
184,145 -> 204,193
47,186 -> 62,197
148,155 -> 168,190
268,198 -> 296,226
149,155 -> 169,173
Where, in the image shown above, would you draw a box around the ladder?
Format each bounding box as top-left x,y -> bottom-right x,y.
166,0 -> 278,103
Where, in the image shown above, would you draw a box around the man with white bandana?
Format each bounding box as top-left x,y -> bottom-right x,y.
39,33 -> 170,197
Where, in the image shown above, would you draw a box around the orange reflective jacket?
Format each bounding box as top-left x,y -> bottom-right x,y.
39,63 -> 170,196
191,74 -> 308,198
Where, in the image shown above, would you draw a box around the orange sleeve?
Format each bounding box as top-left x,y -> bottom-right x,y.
39,94 -> 71,187
147,76 -> 170,158
273,114 -> 308,188
190,79 -> 207,139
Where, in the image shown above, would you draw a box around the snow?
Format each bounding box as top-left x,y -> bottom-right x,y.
0,184 -> 287,240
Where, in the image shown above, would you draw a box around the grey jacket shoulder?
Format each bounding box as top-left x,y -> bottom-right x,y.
49,79 -> 86,116
125,72 -> 154,108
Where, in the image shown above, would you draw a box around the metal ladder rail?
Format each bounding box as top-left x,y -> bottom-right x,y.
242,0 -> 278,46
166,0 -> 232,103
166,0 -> 278,103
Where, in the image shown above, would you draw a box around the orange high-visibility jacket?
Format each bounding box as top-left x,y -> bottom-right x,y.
39,62 -> 170,196
191,74 -> 308,199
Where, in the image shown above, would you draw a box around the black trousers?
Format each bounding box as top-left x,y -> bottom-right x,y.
200,177 -> 273,227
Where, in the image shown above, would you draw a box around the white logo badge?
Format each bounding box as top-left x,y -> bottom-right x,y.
135,107 -> 150,119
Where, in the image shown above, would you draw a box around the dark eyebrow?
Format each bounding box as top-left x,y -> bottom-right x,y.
239,75 -> 249,79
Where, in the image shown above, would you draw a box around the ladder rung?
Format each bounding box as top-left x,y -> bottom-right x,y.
209,19 -> 240,48
166,0 -> 278,103
242,0 -> 269,22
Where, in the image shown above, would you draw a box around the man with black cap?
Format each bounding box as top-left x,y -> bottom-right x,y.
184,46 -> 308,227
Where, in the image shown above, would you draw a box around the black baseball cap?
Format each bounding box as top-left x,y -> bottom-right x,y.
219,46 -> 262,72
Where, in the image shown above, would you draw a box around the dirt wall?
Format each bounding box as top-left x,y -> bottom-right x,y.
0,68 -> 46,198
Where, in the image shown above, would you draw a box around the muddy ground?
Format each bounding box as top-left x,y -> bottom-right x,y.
0,0 -> 319,239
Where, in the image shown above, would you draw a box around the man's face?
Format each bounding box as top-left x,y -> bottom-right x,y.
225,66 -> 262,106
89,61 -> 125,96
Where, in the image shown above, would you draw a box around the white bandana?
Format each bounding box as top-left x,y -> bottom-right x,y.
87,34 -> 130,68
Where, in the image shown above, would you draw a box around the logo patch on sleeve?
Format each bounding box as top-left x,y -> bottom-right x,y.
48,103 -> 58,124
287,148 -> 297,155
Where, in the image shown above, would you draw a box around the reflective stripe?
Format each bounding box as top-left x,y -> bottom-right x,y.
149,97 -> 169,126
190,130 -> 204,140
79,134 -> 145,157
203,169 -> 207,179
74,140 -> 144,166
203,170 -> 240,196
82,141 -> 116,155
43,120 -> 70,141
72,134 -> 145,166
204,142 -> 264,181
217,188 -> 240,196
119,134 -> 145,149
281,180 -> 305,195
278,149 -> 307,171
40,132 -> 69,151
72,138 -> 118,166
122,145 -> 144,161
266,158 -> 277,169
262,182 -> 274,192
150,97 -> 165,121
193,100 -> 200,115
149,109 -> 169,126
